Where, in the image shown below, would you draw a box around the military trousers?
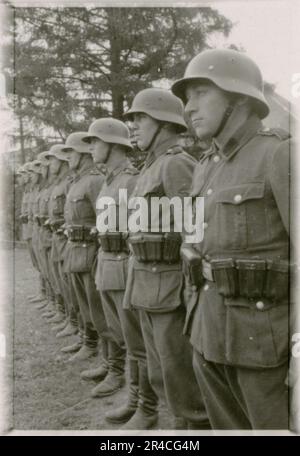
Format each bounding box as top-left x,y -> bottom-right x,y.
192,350 -> 289,429
70,271 -> 110,344
139,306 -> 210,427
100,289 -> 148,362
27,238 -> 39,271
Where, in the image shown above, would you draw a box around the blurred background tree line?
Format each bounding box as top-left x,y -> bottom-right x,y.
1,6 -> 233,240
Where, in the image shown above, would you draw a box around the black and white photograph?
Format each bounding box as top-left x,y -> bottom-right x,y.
0,0 -> 299,438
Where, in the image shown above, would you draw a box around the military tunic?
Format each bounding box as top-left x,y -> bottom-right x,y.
48,168 -> 74,317
34,178 -> 57,303
63,163 -> 109,347
124,135 -> 209,427
188,113 -> 290,429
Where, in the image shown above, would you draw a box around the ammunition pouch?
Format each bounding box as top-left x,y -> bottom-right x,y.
129,232 -> 181,264
20,215 -> 28,224
180,246 -> 205,288
98,231 -> 128,253
181,251 -> 289,302
42,218 -> 52,232
66,225 -> 97,243
50,219 -> 65,233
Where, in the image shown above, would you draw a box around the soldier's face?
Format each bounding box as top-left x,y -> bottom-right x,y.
132,113 -> 160,150
88,137 -> 109,164
17,175 -> 24,185
49,156 -> 62,175
185,82 -> 230,140
41,165 -> 48,179
68,150 -> 82,170
31,172 -> 40,184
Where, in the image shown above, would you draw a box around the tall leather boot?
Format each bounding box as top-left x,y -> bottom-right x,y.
29,274 -> 47,302
49,295 -> 66,323
81,338 -> 109,381
105,359 -> 139,424
122,362 -> 158,430
91,340 -> 125,398
61,327 -> 83,353
67,325 -> 98,362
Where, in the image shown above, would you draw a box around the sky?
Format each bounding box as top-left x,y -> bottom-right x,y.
212,0 -> 299,101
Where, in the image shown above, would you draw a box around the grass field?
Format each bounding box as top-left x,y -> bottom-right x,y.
10,247 -> 172,432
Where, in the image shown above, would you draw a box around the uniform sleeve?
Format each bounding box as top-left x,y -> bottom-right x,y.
162,153 -> 196,198
268,139 -> 291,235
86,175 -> 105,212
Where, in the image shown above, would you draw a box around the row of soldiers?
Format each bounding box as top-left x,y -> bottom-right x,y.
16,48 -> 291,430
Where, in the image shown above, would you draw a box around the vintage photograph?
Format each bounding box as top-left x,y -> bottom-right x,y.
0,0 -> 299,436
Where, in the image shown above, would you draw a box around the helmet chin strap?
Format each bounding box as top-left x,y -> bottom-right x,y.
144,123 -> 163,152
214,98 -> 236,138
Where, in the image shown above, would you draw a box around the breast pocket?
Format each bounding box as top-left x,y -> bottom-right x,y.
216,182 -> 266,250
71,195 -> 94,219
52,193 -> 66,215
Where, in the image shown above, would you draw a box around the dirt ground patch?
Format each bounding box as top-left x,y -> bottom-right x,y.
11,247 -> 173,431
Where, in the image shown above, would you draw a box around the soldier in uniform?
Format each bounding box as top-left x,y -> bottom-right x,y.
46,144 -> 78,335
61,131 -> 123,396
38,149 -> 69,323
45,144 -> 79,338
18,162 -> 32,247
123,88 -> 210,429
26,160 -> 47,303
82,118 -> 158,427
30,152 -> 59,318
30,152 -> 51,311
171,48 -> 290,429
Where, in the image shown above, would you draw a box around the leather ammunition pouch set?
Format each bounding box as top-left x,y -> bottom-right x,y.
129,232 -> 182,263
34,215 -> 48,227
181,247 -> 289,302
20,215 -> 28,224
66,225 -> 97,243
49,219 -> 65,234
98,231 -> 129,253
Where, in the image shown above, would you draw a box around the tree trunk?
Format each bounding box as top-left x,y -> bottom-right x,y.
108,9 -> 124,119
17,97 -> 26,165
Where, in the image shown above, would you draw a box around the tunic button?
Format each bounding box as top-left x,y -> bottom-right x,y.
203,222 -> 208,230
256,301 -> 265,310
82,243 -> 87,248
207,188 -> 213,195
117,255 -> 121,260
213,155 -> 220,163
152,267 -> 157,272
204,284 -> 209,291
234,194 -> 242,203
192,285 -> 198,292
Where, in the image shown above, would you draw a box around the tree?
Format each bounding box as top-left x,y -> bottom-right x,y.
4,6 -> 233,151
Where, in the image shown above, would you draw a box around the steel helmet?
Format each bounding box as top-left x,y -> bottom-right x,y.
61,132 -> 91,154
82,118 -> 133,150
47,144 -> 70,162
16,165 -> 26,176
28,160 -> 43,174
171,48 -> 269,119
123,88 -> 187,132
37,151 -> 51,165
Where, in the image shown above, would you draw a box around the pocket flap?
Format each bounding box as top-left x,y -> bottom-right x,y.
216,182 -> 265,205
